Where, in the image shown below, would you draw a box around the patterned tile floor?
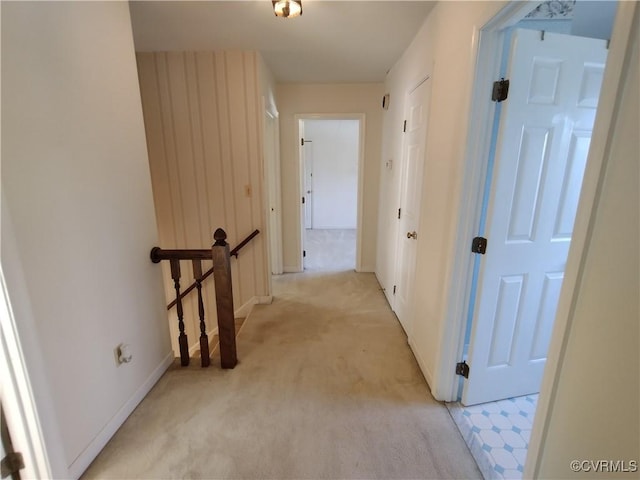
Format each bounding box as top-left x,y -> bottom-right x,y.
446,395 -> 538,480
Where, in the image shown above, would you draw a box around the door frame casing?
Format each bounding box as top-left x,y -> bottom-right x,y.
294,113 -> 366,272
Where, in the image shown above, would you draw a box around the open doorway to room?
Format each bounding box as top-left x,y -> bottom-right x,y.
298,117 -> 364,272
444,1 -> 619,478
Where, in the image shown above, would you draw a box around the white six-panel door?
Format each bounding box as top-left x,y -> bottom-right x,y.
394,78 -> 432,335
462,29 -> 607,405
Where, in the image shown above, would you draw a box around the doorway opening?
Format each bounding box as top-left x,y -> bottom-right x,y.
446,1 -> 618,478
297,116 -> 365,272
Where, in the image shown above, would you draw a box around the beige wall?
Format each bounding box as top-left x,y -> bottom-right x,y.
136,51 -> 271,354
277,83 -> 384,272
535,12 -> 639,476
1,2 -> 171,476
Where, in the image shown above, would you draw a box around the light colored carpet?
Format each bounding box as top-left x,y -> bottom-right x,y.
81,270 -> 481,479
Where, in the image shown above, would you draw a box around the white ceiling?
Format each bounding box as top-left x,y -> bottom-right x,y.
129,1 -> 437,83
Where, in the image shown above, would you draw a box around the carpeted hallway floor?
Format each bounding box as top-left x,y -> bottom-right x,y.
82,239 -> 480,479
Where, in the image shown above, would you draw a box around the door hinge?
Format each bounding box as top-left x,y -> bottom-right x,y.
455,361 -> 470,378
397,208 -> 401,219
303,250 -> 306,258
492,78 -> 510,102
471,236 -> 488,255
302,196 -> 305,204
403,120 -> 407,132
393,285 -> 397,295
1,452 -> 25,478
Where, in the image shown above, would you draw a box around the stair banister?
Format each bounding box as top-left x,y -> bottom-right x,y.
156,228 -> 260,310
149,228 -> 259,369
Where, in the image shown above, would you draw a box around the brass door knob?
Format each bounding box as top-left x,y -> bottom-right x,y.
407,231 -> 417,240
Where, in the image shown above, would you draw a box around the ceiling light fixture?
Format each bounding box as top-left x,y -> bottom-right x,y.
272,0 -> 302,18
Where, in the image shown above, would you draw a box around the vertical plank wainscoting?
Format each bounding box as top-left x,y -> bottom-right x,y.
136,51 -> 269,356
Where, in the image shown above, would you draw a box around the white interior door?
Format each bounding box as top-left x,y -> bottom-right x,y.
394,78 -> 431,335
264,110 -> 282,275
463,29 -> 607,405
303,137 -> 313,230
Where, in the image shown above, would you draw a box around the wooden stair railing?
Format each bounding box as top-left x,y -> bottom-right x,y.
150,228 -> 259,369
165,228 -> 260,310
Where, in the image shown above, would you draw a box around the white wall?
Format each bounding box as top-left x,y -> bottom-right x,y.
377,2 -> 505,388
533,9 -> 639,475
304,119 -> 359,230
1,2 -> 172,477
277,83 -> 383,272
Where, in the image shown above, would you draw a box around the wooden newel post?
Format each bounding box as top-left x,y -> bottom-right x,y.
212,228 -> 237,369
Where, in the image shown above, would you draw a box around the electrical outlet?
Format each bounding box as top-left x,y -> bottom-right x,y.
114,343 -> 132,366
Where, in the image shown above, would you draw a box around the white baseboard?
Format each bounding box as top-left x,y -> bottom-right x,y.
283,265 -> 301,273
408,338 -> 435,393
312,225 -> 358,230
234,295 -> 273,318
255,295 -> 273,305
356,265 -> 375,273
68,352 -> 174,479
